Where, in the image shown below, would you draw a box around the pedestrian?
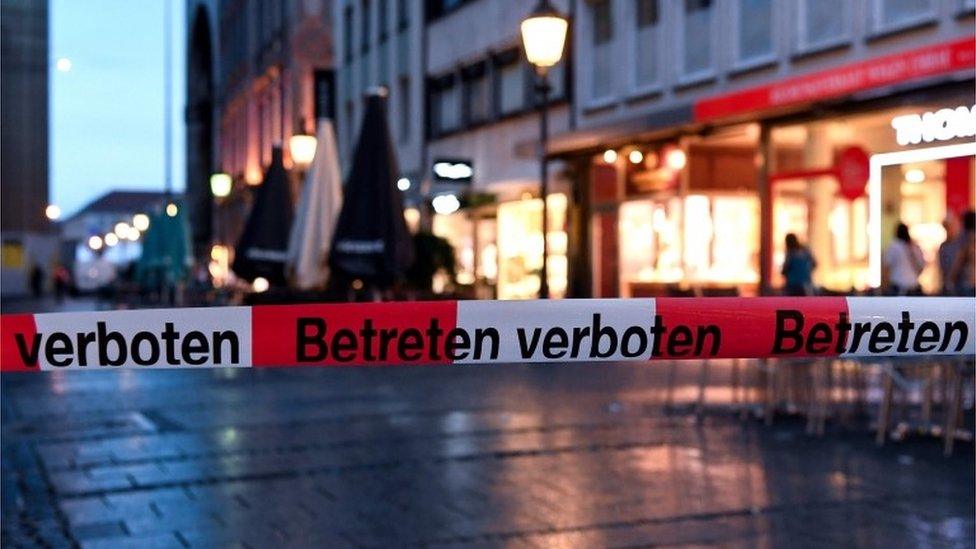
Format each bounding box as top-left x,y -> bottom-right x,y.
937,213 -> 961,295
883,222 -> 925,295
29,264 -> 44,298
53,263 -> 70,303
781,233 -> 816,296
946,210 -> 975,296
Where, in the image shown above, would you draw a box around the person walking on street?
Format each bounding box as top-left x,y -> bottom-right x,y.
938,214 -> 961,295
946,210 -> 975,296
782,233 -> 816,296
884,222 -> 925,295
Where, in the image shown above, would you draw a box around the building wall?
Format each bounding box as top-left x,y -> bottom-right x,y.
571,0 -> 975,137
334,0 -> 425,186
1,0 -> 53,296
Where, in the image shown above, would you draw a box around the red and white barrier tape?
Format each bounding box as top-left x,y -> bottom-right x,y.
1,297 -> 973,372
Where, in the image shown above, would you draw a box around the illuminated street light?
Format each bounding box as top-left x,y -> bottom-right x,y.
45,204 -> 61,221
210,172 -> 232,198
289,132 -> 317,169
114,222 -> 130,237
603,149 -> 617,164
666,148 -> 687,171
166,203 -> 178,217
397,177 -> 411,191
104,233 -> 119,247
132,213 -> 150,231
88,235 -> 103,250
126,227 -> 140,241
252,277 -> 270,293
628,150 -> 644,165
55,57 -> 72,72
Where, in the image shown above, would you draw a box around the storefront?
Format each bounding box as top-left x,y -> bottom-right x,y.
576,38 -> 975,297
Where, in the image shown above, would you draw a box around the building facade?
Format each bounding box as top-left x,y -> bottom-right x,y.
555,0 -> 975,297
334,0 -> 573,299
0,0 -> 55,297
185,0 -> 335,259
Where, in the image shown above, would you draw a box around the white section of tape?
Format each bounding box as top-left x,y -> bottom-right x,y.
32,307 -> 252,370
843,297 -> 975,357
455,299 -> 656,363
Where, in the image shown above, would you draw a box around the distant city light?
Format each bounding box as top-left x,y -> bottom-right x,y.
104,233 -> 119,247
252,277 -> 270,293
432,194 -> 461,215
166,203 -> 178,217
55,57 -> 72,72
88,235 -> 103,250
210,173 -> 233,198
132,213 -> 150,231
126,227 -> 141,241
602,149 -> 617,164
397,177 -> 411,191
904,168 -> 925,184
288,134 -> 317,168
45,204 -> 61,220
114,222 -> 130,237
628,150 -> 644,165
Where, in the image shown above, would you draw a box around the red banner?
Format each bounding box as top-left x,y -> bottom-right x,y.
694,37 -> 976,122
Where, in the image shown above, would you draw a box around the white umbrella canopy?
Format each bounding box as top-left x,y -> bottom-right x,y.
286,119 -> 343,290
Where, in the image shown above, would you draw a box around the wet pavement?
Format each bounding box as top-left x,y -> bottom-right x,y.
2,358 -> 973,548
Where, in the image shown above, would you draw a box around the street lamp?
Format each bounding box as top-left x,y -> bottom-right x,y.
289,131 -> 317,170
521,0 -> 568,299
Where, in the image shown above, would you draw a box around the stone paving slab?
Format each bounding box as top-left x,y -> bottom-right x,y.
2,361 -> 973,548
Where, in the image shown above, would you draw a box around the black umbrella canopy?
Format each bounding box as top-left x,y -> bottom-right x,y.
232,147 -> 293,286
329,91 -> 414,288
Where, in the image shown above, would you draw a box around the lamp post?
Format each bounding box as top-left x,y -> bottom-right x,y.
289,119 -> 318,171
521,0 -> 568,299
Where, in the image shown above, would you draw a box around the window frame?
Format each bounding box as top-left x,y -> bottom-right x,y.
730,0 -> 778,73
794,0 -> 851,57
628,0 -> 663,98
868,0 -> 938,37
675,0 -> 718,87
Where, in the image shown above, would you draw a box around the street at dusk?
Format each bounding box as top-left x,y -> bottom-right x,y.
2,0 -> 975,547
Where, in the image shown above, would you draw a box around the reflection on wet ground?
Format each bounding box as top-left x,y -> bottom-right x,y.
2,360 -> 973,547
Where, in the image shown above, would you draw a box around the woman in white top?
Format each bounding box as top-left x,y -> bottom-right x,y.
883,223 -> 926,295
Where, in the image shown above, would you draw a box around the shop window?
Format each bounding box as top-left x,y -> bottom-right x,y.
679,0 -> 714,81
497,194 -> 567,300
496,57 -> 526,116
433,212 -> 475,288
872,0 -> 935,32
634,0 -> 659,89
735,0 -> 773,66
796,0 -> 848,53
590,0 -> 613,100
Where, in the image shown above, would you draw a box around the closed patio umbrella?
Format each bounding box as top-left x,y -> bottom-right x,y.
286,119 -> 342,290
329,90 -> 414,289
232,147 -> 293,287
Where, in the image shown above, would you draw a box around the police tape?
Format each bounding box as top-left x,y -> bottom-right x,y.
1,297 -> 974,372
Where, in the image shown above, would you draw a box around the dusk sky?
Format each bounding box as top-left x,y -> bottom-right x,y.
51,0 -> 186,217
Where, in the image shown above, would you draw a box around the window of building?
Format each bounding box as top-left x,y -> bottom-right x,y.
378,0 -> 389,40
872,0 -> 936,31
634,0 -> 659,89
796,0 -> 847,52
431,75 -> 460,135
398,77 -> 410,142
397,0 -> 410,29
360,0 -> 371,53
680,0 -> 713,80
377,0 -> 389,85
736,0 -> 773,65
495,53 -> 526,116
590,0 -> 613,100
462,63 -> 490,125
343,5 -> 354,63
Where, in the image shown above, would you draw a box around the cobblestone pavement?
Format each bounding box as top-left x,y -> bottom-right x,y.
2,360 -> 973,548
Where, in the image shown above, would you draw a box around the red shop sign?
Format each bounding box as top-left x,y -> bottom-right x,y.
694,37 -> 976,122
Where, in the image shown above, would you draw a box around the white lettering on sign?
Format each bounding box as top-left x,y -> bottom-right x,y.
890,105 -> 976,146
